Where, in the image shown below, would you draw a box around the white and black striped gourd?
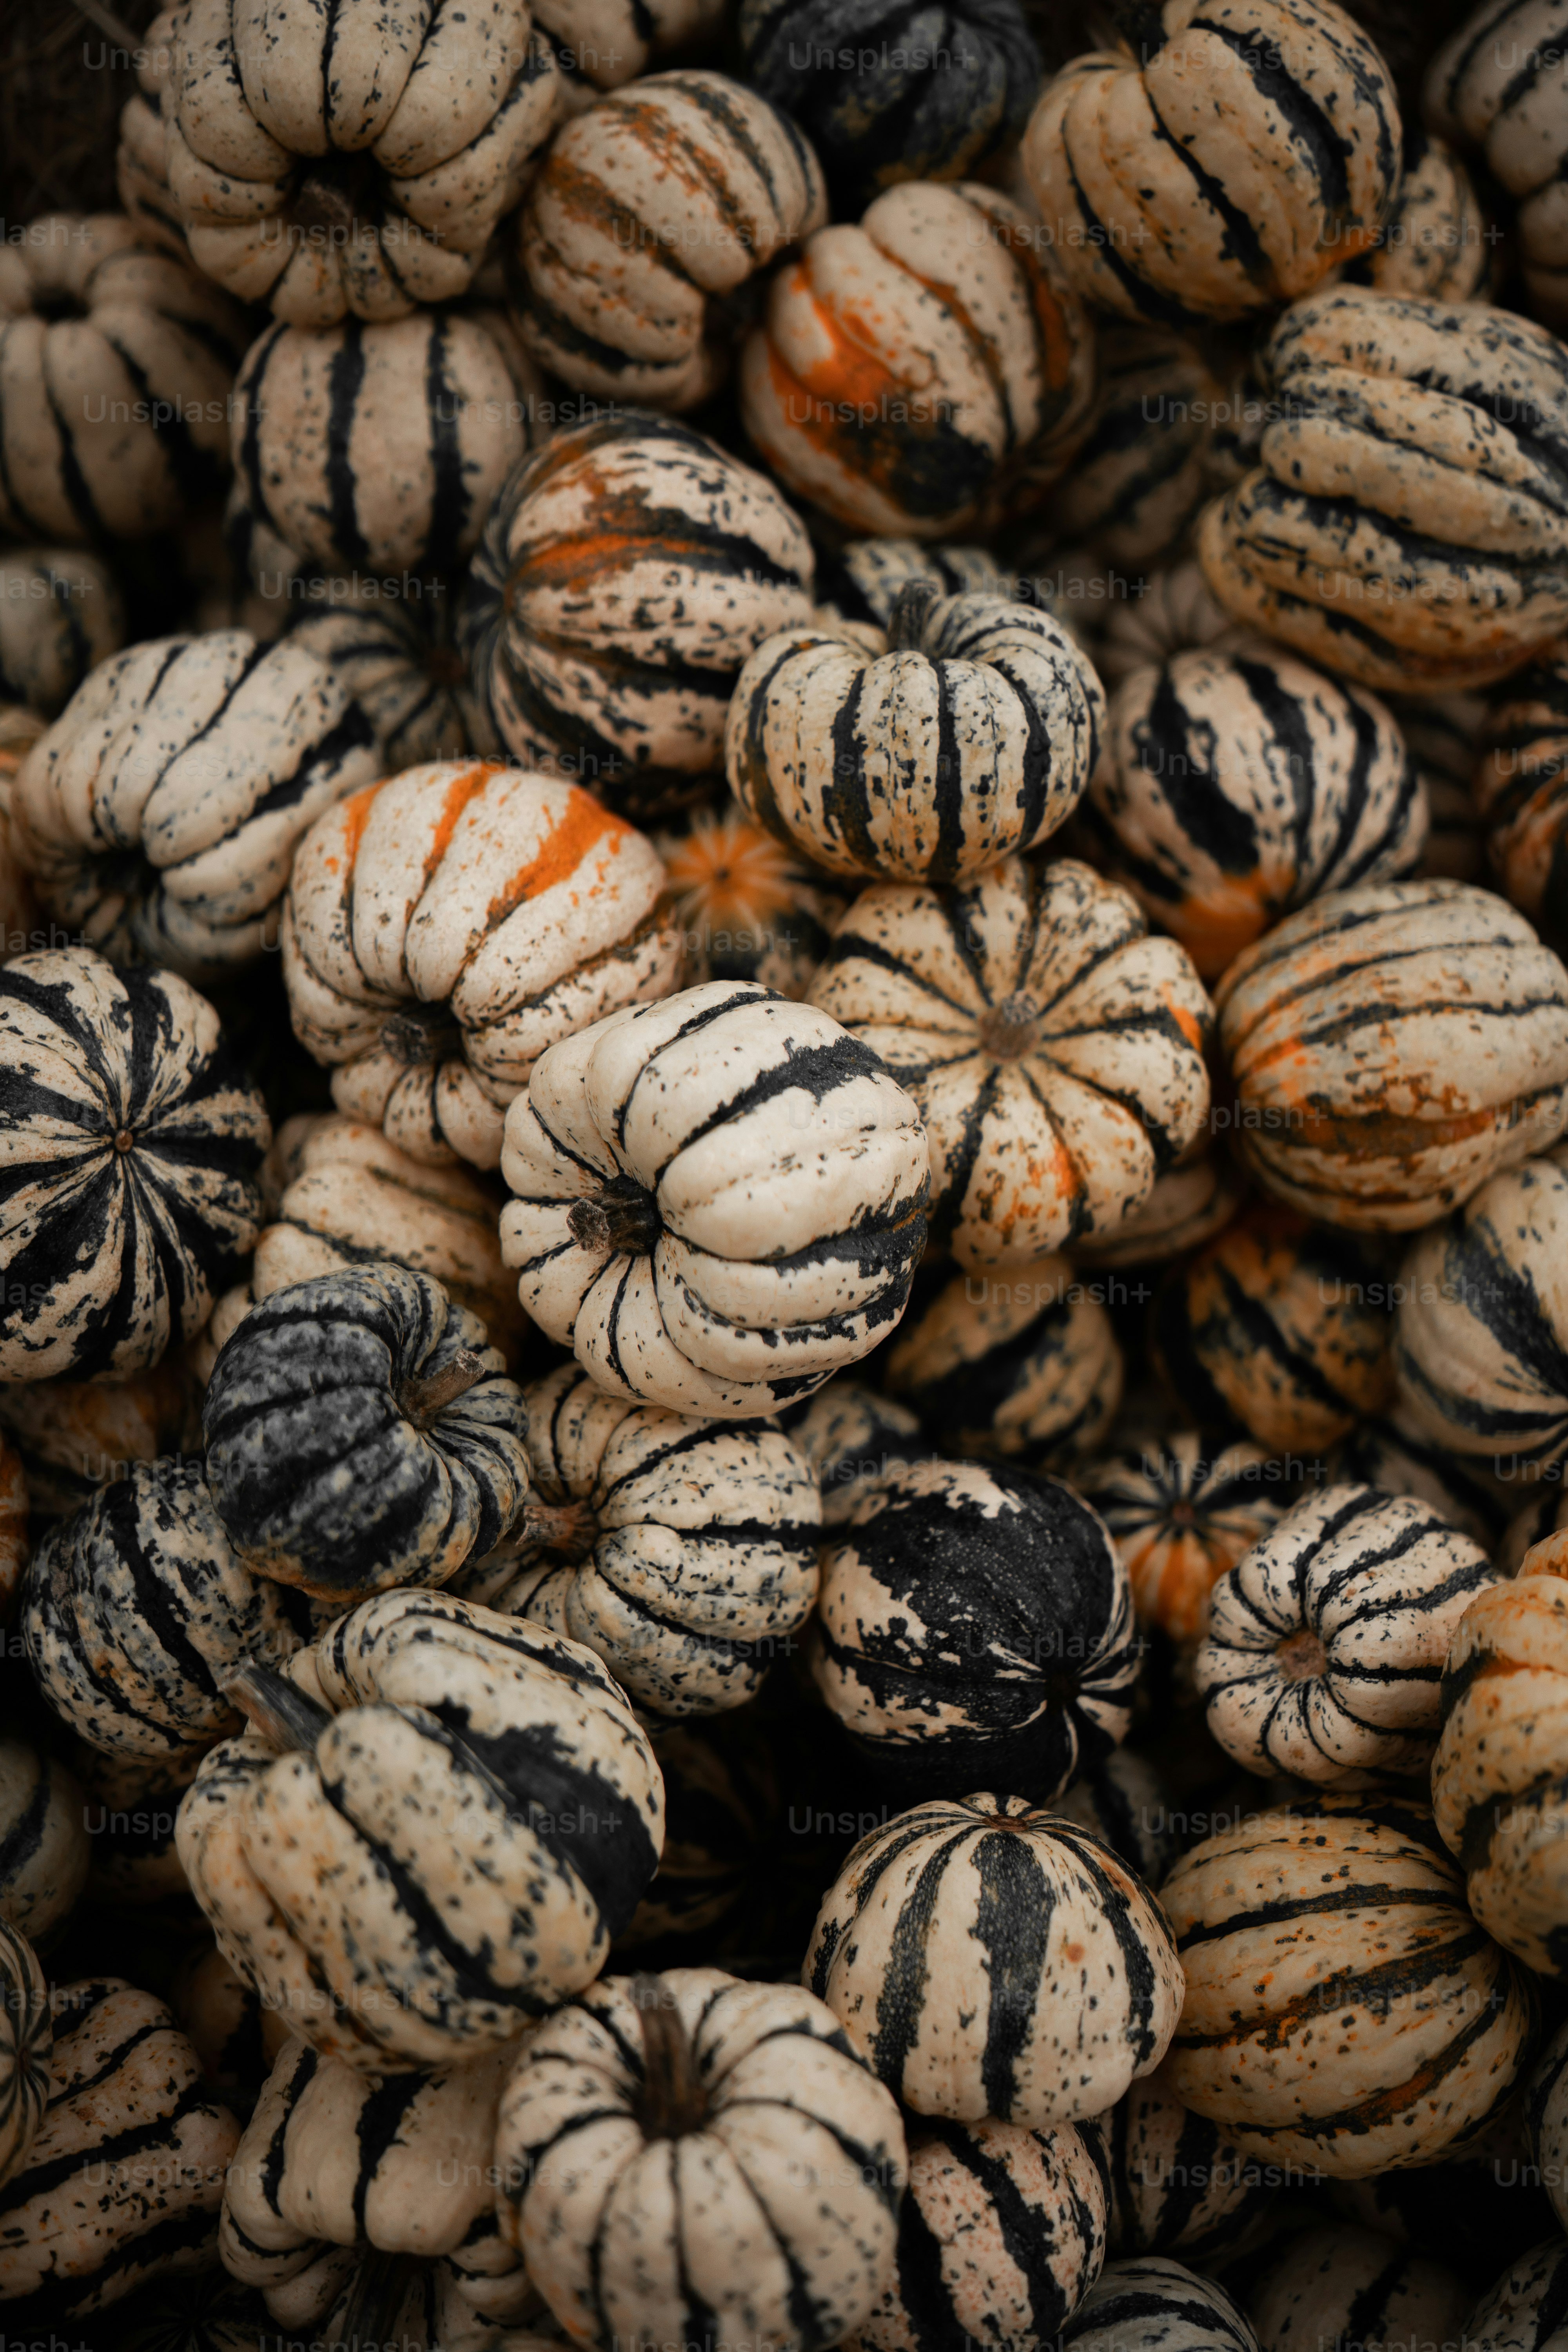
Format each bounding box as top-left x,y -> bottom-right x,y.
515,73 -> 826,410
1096,562 -> 1247,693
0,1738 -> 89,1943
1526,2022 -> 1568,2239
1331,1400 -> 1512,1550
1215,882 -> 1568,1228
1428,0 -> 1568,323
166,0 -> 562,326
1464,2241 -> 1568,2352
810,858 -> 1213,1267
1046,328 -> 1233,571
493,1966 -> 907,2352
1087,645 -> 1426,979
1049,1747 -> 1180,1891
0,548 -> 123,718
287,593 -> 499,772
1160,1792 -> 1538,2175
1195,1483 -> 1500,1786
1022,1 -> 1400,325
777,1378 -> 932,1527
202,1265 -> 530,1603
808,1793 -> 1182,2126
13,630 -> 380,984
0,1925 -> 49,2191
0,214 -> 246,545
233,312 -> 531,579
1078,1434 -> 1285,1647
460,1362 -> 820,1717
813,1460 -> 1139,1802
23,1459 -> 327,1761
281,759 -> 683,1170
815,538 -> 1009,633
174,1587 -> 665,2072
740,181 -> 1098,539
845,2112 -> 1106,2352
0,1979 -> 239,2321
726,588 -> 1106,886
1247,2221 -> 1474,2352
1073,1153 -> 1246,1271
1338,128 -> 1494,302
1091,2059 -> 1276,2267
1197,291 -> 1568,692
528,0 -> 726,87
500,980 -> 930,1418
0,947 -> 270,1383
656,800 -> 846,998
115,8 -> 185,260
1064,2258 -> 1261,2352
1474,643 -> 1568,937
883,1254 -> 1124,1474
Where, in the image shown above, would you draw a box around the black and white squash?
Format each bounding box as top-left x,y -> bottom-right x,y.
1330,1399 -> 1512,1551
1090,2058 -> 1276,2267
815,537 -> 1010,633
1246,2220 -> 1474,2352
1045,327 -> 1233,571
1048,1747 -> 1180,1891
1428,0 -> 1568,323
808,1793 -> 1182,2125
726,588 -> 1106,885
288,591 -> 499,772
0,548 -> 123,718
810,858 -> 1213,1267
174,1587 -> 664,2071
1095,562 -> 1247,692
0,947 -> 270,1383
811,1459 -> 1140,1802
1077,1434 -> 1285,1647
776,1377 -> 932,1526
499,979 -> 930,1417
1338,129 -> 1494,302
1072,1152 -> 1246,1271
115,7 -> 185,259
1064,2258 -> 1261,2352
0,1925 -> 49,2192
1463,2241 -> 1568,2352
0,1739 -> 89,1946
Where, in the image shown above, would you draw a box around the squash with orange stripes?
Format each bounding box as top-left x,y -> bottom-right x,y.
280,760 -> 684,1171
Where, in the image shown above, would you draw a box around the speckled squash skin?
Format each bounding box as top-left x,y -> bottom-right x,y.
816,538 -> 1011,631
1196,290 -> 1568,692
727,592 -> 1105,886
0,947 -> 270,1384
1048,1748 -> 1180,1890
1021,0 -> 1401,325
810,858 -> 1212,1269
808,1793 -> 1181,2127
13,631 -> 380,985
1247,2221 -> 1471,2352
1065,2258 -> 1261,2352
1089,2058 -> 1276,2266
843,2111 -> 1106,2352
0,215 -> 247,546
165,0 -> 562,326
1329,1398 -> 1512,1548
811,1459 -> 1139,1803
515,73 -> 825,410
1072,1154 -> 1246,1270
115,7 -> 185,260
461,413 -> 817,809
1095,563 -> 1247,692
288,593 -> 499,773
1088,645 -> 1426,978
1337,130 -> 1494,301
0,548 -> 123,719
739,181 -> 1097,539
0,1358 -> 194,1521
0,1926 -> 49,2193
1045,328 -> 1233,571
655,800 -> 845,998
530,0 -> 726,88
1078,1434 -> 1285,1646
203,1265 -> 530,1602
776,1378 -> 932,1525
281,760 -> 683,1171
0,1739 -> 89,1943
1214,881 -> 1568,1229
1475,642 -> 1568,935
500,980 -> 929,1417
0,1979 -> 240,2320
1160,1792 -> 1538,2176
494,1966 -> 908,2352
1194,1483 -> 1499,1783
176,1587 -> 664,2071
1428,0 -> 1568,324
1464,2241 -> 1568,2352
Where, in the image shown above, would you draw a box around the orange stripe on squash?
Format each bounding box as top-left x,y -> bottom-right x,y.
426,764 -> 505,874
486,788 -> 627,926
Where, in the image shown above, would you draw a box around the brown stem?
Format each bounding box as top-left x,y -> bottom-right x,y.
886,578 -> 938,653
380,1005 -> 463,1068
222,1661 -> 332,1754
567,1177 -> 662,1256
113,1129 -> 135,1154
978,992 -> 1042,1061
328,2247 -> 421,2352
399,1347 -> 488,1424
632,1973 -> 708,2139
1276,1630 -> 1328,1684
523,1497 -> 600,1564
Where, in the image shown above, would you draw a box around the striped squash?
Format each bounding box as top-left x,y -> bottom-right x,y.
1246,2226 -> 1471,2352
0,1980 -> 239,2321
0,1925 -> 49,2192
0,214 -> 246,545
1063,2259 -> 1260,2352
776,1379 -> 932,1526
499,980 -> 930,1418
23,1458 -> 326,1760
844,2113 -> 1107,2352
883,1255 -> 1124,1474
14,630 -> 380,984
1089,2059 -> 1275,2266
1072,1153 -> 1245,1270
1048,1747 -> 1179,1891
809,858 -> 1213,1268
0,1443 -> 24,1623
1329,2121 -> 1554,2294
175,1588 -> 664,2071
1428,0 -> 1568,324
0,1739 -> 88,1945
726,589 -> 1106,885
530,0 -> 726,87
1046,328 -> 1232,570
166,0 -> 562,326
1160,1792 -> 1538,2176
1077,1434 -> 1285,1646
739,181 -> 1097,539
0,1358 -> 194,1521
1526,2020 -> 1568,2238
815,537 -> 1009,632
1464,2241 -> 1568,2352
203,1265 -> 530,1603
1395,1153 -> 1568,1474
1330,1399 -> 1512,1550
1021,0 -> 1400,325
515,72 -> 825,409
1389,689 -> 1489,886
82,1750 -> 205,1908
232,311 -> 531,578
1193,1483 -> 1499,1784
289,592 -> 499,772
0,547 -> 123,718
1087,645 -> 1426,979
656,800 -> 846,999
1431,1570 -> 1568,1976
1338,129 -> 1494,301
494,1967 -> 907,2352
0,948 -> 270,1383
1214,881 -> 1568,1228
460,412 -> 816,810
1196,291 -> 1568,692
1096,561 -> 1247,693
281,760 -> 682,1171
115,8 -> 186,260
807,1793 -> 1182,2125
1475,641 -> 1568,936
811,1459 -> 1140,1803
1151,1205 -> 1395,1452
463,1361 -> 821,1716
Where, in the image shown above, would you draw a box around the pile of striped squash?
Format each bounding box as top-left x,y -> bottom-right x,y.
7,0 -> 1568,2344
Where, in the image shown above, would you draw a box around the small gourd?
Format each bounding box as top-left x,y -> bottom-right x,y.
1077,1433 -> 1285,1646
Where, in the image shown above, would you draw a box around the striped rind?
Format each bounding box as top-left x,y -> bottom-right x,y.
1062,2255 -> 1259,2352
1088,2062 -> 1274,2265
1077,1431 -> 1284,1645
0,1923 -> 49,2191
